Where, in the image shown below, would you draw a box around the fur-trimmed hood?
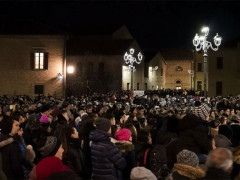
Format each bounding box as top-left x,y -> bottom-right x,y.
172,163 -> 205,179
116,142 -> 134,152
233,146 -> 240,164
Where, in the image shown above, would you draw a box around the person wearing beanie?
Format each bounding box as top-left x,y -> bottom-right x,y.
89,118 -> 126,180
40,114 -> 49,123
130,166 -> 157,180
115,128 -> 132,142
167,149 -> 205,180
115,128 -> 137,179
29,143 -> 69,180
37,136 -> 62,158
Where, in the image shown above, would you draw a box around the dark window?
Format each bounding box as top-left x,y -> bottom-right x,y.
145,83 -> 147,91
176,80 -> 181,84
217,57 -> 223,69
161,68 -> 163,76
34,85 -> 44,94
77,62 -> 82,74
197,81 -> 202,91
88,63 -> 93,73
144,63 -> 149,78
127,83 -> 130,90
216,81 -> 222,96
31,52 -> 48,70
176,66 -> 183,71
197,63 -> 202,72
137,83 -> 140,90
98,62 -> 104,76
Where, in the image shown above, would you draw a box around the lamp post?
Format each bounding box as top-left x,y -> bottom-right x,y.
123,48 -> 143,91
193,27 -> 222,98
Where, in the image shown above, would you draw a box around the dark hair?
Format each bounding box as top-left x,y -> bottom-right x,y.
0,117 -> 14,134
137,130 -> 150,143
11,111 -> 24,121
66,125 -> 75,140
138,117 -> 146,128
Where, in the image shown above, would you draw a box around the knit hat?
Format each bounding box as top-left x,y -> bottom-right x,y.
193,102 -> 211,120
219,125 -> 233,139
94,118 -> 111,132
115,128 -> 132,141
36,156 -> 70,180
130,167 -> 157,180
38,136 -> 61,157
177,149 -> 199,167
40,114 -> 49,123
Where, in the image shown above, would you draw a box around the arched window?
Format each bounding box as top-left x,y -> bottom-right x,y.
176,66 -> 183,71
176,80 -> 181,84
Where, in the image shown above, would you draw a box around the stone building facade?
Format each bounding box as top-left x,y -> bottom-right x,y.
0,35 -> 65,97
160,49 -> 193,90
194,42 -> 240,97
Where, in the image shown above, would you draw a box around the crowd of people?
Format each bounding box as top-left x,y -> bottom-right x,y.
0,89 -> 240,180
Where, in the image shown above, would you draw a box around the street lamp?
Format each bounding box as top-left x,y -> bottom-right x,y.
123,48 -> 143,91
67,66 -> 74,74
193,26 -> 222,98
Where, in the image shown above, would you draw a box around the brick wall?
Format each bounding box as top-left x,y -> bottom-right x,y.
0,35 -> 65,97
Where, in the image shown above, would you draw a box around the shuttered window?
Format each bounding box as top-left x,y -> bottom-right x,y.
31,52 -> 48,70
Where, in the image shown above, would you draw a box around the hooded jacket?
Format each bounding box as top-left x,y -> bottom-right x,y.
89,129 -> 126,180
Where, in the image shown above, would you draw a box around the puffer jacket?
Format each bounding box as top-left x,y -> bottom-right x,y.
90,129 -> 126,180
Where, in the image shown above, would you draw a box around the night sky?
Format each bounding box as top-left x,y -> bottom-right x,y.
0,1 -> 240,50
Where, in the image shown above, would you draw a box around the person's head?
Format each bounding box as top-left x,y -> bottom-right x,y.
17,127 -> 24,136
115,128 -> 132,141
206,148 -> 233,172
130,167 -> 157,180
38,136 -> 63,159
130,107 -> 137,116
225,109 -> 230,116
1,117 -> 19,136
219,116 -> 228,125
12,111 -> 25,124
137,130 -> 151,144
177,149 -> 199,167
41,104 -> 52,116
138,107 -> 145,117
66,126 -> 79,139
94,118 -> 111,134
86,104 -> 93,114
3,105 -> 11,116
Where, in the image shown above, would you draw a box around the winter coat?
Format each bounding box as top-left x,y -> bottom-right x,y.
64,138 -> 88,178
201,168 -> 231,180
167,163 -> 205,180
0,137 -> 13,180
89,129 -> 126,180
0,134 -> 25,180
116,142 -> 137,180
167,125 -> 212,169
134,141 -> 152,169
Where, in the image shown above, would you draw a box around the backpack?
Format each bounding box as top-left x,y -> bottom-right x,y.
149,139 -> 175,179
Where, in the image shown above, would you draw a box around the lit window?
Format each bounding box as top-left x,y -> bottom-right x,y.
176,66 -> 183,71
35,53 -> 44,69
